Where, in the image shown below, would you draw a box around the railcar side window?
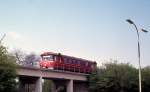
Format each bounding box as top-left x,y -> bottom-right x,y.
73,60 -> 76,64
75,61 -> 78,64
68,59 -> 72,64
86,62 -> 88,66
64,57 -> 67,63
77,61 -> 80,65
80,61 -> 85,66
64,58 -> 69,64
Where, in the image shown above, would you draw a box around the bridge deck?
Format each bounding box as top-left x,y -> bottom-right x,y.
17,66 -> 88,81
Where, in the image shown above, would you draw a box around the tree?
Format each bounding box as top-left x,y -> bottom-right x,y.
24,53 -> 40,66
88,67 -> 101,92
11,49 -> 40,67
89,61 -> 139,92
141,66 -> 150,92
42,80 -> 52,92
11,49 -> 26,65
0,45 -> 17,92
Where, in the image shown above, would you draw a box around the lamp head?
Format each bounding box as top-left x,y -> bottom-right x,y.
141,29 -> 148,33
126,19 -> 134,24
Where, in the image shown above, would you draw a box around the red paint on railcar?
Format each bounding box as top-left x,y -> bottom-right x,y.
39,52 -> 97,73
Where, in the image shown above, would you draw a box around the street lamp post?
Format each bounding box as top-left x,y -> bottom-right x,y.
126,19 -> 148,92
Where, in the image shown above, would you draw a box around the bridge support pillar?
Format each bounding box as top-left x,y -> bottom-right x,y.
35,77 -> 42,92
67,79 -> 73,92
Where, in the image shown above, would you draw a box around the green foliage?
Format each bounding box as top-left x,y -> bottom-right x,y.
89,62 -> 139,92
89,67 -> 101,92
42,80 -> 52,92
0,45 -> 17,92
141,66 -> 150,92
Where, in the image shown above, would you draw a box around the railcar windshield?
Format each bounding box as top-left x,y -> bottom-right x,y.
42,55 -> 53,61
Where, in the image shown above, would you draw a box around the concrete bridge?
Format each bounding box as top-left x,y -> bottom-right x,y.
17,66 -> 89,92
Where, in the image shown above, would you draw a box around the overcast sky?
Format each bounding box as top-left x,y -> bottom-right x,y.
0,0 -> 150,67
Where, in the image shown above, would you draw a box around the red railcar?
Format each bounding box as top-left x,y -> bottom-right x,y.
39,52 -> 97,73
